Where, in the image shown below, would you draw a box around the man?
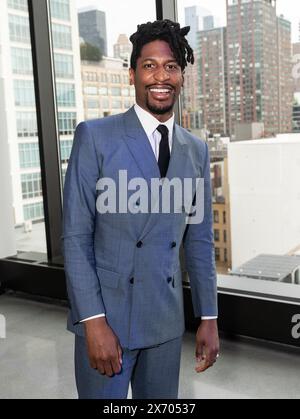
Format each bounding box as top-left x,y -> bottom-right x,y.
63,19 -> 219,399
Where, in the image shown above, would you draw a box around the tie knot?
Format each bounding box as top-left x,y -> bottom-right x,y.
157,124 -> 169,137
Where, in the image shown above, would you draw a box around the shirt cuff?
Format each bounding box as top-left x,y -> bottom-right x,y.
201,316 -> 218,320
80,313 -> 106,323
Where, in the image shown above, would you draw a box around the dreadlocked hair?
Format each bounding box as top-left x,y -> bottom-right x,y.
129,19 -> 194,71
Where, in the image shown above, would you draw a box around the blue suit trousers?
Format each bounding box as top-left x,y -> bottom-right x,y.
75,334 -> 182,399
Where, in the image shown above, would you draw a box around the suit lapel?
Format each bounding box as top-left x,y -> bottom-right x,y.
122,107 -> 161,185
121,107 -> 190,240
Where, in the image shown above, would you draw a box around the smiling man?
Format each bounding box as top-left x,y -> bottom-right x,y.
63,19 -> 219,399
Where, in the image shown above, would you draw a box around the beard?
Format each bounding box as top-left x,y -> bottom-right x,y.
146,97 -> 175,115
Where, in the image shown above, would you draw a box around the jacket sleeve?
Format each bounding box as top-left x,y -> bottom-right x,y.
182,142 -> 218,318
62,121 -> 105,324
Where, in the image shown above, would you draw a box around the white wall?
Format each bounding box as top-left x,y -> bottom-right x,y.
228,136 -> 300,268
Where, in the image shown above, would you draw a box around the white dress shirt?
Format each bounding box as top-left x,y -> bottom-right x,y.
81,105 -> 217,322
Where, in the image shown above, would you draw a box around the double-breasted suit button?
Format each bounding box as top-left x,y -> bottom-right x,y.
171,241 -> 176,248
136,241 -> 143,248
167,277 -> 172,283
129,277 -> 134,284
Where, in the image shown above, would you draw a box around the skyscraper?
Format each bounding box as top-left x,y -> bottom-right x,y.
113,34 -> 132,64
203,15 -> 214,31
78,8 -> 108,57
184,6 -> 215,49
226,0 -> 293,136
277,16 -> 293,133
197,27 -> 228,136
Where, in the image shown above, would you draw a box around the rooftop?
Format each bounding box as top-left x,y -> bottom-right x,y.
230,254 -> 300,282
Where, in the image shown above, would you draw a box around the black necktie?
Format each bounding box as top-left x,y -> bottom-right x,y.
157,124 -> 170,178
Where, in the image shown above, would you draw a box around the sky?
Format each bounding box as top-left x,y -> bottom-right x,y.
76,0 -> 299,56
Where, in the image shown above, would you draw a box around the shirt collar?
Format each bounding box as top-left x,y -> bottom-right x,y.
134,103 -> 174,137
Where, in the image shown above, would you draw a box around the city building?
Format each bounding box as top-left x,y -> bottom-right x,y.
234,122 -> 265,141
226,0 -> 293,136
292,43 -> 300,132
81,57 -> 135,120
0,0 -> 83,226
207,137 -> 232,273
78,8 -> 107,56
203,15 -> 214,31
228,134 -> 300,268
184,5 -> 216,48
277,15 -> 293,133
196,27 -> 228,136
292,42 -> 300,93
293,100 -> 300,132
113,34 -> 132,65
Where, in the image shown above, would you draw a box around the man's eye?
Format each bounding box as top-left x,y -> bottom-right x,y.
144,63 -> 154,68
167,64 -> 178,70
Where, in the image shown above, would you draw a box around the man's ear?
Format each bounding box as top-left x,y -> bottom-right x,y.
181,73 -> 185,88
129,68 -> 135,86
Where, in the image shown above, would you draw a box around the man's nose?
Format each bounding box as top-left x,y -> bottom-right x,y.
154,66 -> 170,81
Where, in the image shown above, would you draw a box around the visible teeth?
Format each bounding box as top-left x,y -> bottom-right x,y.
150,88 -> 170,93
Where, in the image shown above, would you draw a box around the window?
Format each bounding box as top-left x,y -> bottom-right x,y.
213,210 -> 219,223
23,202 -> 44,221
14,80 -> 35,107
58,112 -> 76,136
84,86 -> 98,95
112,99 -> 122,109
9,14 -> 30,43
56,83 -> 75,106
49,0 -> 70,21
224,230 -> 227,243
60,139 -> 73,161
21,172 -> 42,199
214,229 -> 220,242
178,0 -> 298,307
87,99 -> 99,109
52,23 -> 72,50
19,143 -> 40,168
7,0 -> 28,11
215,247 -> 220,261
11,47 -> 33,75
54,53 -> 74,78
110,87 -> 121,96
16,112 -> 38,137
1,3 -> 47,253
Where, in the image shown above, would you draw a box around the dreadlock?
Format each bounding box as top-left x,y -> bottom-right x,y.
129,19 -> 194,71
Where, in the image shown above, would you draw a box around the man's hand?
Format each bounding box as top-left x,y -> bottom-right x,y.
84,317 -> 123,377
195,319 -> 219,373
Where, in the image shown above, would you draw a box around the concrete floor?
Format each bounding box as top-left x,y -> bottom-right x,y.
0,293 -> 300,399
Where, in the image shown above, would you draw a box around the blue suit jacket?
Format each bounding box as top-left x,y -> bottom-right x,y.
62,106 -> 217,350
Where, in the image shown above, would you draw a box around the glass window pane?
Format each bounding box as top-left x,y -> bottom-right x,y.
177,0 -> 298,301
1,0 -> 47,255
49,0 -> 156,185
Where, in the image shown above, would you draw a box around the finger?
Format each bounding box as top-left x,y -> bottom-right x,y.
195,343 -> 204,362
104,361 -> 114,377
118,345 -> 123,365
111,356 -> 122,375
96,361 -> 105,375
206,348 -> 219,366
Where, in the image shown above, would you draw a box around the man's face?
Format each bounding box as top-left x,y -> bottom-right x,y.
129,40 -> 184,121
